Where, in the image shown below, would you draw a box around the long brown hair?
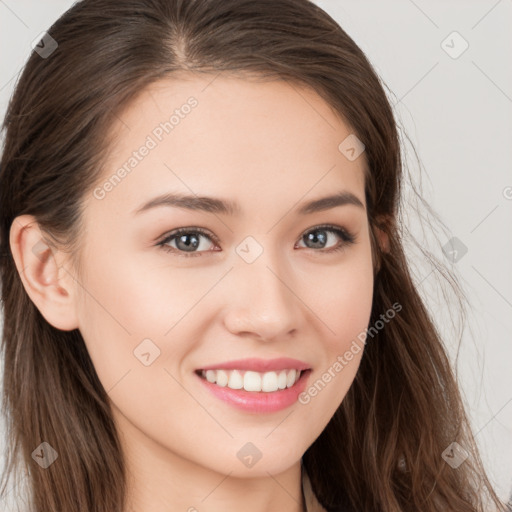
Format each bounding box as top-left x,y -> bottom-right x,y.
0,1 -> 506,511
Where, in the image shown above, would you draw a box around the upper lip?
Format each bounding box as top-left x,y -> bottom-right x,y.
198,357 -> 311,373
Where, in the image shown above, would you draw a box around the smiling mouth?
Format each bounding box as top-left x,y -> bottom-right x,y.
195,368 -> 311,393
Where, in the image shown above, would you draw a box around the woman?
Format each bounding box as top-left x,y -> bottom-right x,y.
0,0 -> 506,511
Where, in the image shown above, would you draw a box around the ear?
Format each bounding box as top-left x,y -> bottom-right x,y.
9,215 -> 80,331
374,224 -> 390,254
370,215 -> 392,275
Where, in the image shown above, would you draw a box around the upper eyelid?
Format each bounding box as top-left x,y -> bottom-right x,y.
158,226 -> 219,245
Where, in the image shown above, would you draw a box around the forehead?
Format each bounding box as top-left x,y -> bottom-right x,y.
92,73 -> 367,216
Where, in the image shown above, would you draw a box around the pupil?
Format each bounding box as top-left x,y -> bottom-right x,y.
177,233 -> 199,251
306,230 -> 326,249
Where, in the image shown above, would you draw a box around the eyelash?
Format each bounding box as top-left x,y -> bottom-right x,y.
156,224 -> 356,258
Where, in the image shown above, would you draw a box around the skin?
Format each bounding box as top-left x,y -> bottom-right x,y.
10,74 -> 387,512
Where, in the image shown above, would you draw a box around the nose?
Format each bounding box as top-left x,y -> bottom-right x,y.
222,245 -> 303,342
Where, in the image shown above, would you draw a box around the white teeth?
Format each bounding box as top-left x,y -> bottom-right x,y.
261,371 -> 278,392
277,370 -> 287,390
216,369 -> 229,387
286,369 -> 297,388
200,368 -> 303,392
228,369 -> 243,389
244,371 -> 262,392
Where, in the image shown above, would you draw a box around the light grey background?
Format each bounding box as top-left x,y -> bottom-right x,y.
1,0 -> 511,506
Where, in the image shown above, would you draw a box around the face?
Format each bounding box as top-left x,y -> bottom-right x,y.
73,74 -> 374,481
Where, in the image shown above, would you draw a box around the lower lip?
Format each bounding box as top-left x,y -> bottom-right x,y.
196,370 -> 312,413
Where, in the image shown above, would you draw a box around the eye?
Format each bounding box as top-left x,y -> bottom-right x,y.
295,224 -> 355,253
156,224 -> 356,257
157,227 -> 219,257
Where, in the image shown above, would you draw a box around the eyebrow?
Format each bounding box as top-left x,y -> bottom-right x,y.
132,190 -> 365,217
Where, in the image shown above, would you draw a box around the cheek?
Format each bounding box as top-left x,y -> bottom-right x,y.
75,249 -> 218,391
78,251 -> 196,335
74,253 -> 171,388
296,247 -> 374,420
307,245 -> 375,351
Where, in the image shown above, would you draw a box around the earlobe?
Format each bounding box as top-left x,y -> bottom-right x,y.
371,216 -> 392,275
373,214 -> 393,254
9,215 -> 79,331
374,225 -> 390,254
